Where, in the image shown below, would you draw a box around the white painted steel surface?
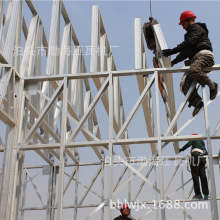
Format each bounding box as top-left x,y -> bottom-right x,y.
0,1 -> 219,220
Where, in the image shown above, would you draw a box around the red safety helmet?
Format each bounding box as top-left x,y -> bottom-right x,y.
179,11 -> 196,25
120,204 -> 130,211
192,133 -> 198,135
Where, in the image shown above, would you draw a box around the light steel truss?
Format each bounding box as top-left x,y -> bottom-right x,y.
0,1 -> 219,220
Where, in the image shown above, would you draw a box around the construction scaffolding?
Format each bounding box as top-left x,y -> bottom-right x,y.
0,1 -> 219,220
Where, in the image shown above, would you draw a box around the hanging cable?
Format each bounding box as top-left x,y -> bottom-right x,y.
149,0 -> 153,18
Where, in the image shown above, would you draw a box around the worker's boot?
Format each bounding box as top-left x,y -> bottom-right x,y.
210,82 -> 218,100
204,195 -> 209,200
192,194 -> 203,199
192,102 -> 204,117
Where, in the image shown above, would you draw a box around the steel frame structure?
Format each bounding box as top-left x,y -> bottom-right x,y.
0,1 -> 219,220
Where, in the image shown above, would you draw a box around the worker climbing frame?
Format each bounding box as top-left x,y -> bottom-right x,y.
0,0 -> 219,220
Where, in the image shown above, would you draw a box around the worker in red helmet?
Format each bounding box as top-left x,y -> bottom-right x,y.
179,134 -> 209,200
114,204 -> 133,220
162,11 -> 218,117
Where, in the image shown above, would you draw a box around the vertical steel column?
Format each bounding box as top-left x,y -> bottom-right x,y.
2,0 -> 19,62
11,152 -> 25,220
108,73 -> 114,219
134,18 -> 143,69
57,78 -> 68,220
0,107 -> 16,219
202,86 -> 219,220
154,71 -> 166,220
4,69 -> 16,220
0,69 -> 22,220
14,0 -> 23,72
51,166 -> 57,220
0,0 -> 5,36
41,0 -> 61,108
11,89 -> 28,220
0,1 -> 21,218
78,48 -> 84,119
113,75 -> 120,129
46,166 -> 53,220
180,159 -> 186,220
74,165 -> 79,220
20,170 -> 28,220
128,164 -> 131,205
47,166 -> 57,220
154,165 -> 159,220
90,5 -> 100,73
101,163 -> 105,220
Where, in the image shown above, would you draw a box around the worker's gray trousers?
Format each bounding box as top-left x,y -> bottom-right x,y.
182,54 -> 214,107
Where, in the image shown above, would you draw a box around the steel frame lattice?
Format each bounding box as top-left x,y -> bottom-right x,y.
0,1 -> 219,220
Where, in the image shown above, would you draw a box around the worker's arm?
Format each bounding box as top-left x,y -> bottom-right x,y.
162,47 -> 179,57
177,25 -> 202,51
179,141 -> 193,152
171,52 -> 188,66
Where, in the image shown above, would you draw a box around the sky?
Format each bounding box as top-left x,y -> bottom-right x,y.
0,0 -> 220,220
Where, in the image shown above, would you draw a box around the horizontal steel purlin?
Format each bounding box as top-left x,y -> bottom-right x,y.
21,64 -> 220,82
20,134 -> 220,151
20,154 -> 219,171
21,197 -> 220,211
22,155 -> 219,169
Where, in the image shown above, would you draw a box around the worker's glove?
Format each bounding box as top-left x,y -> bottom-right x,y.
171,59 -> 178,66
162,47 -> 179,57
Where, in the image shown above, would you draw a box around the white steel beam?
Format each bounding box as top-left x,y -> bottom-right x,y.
20,15 -> 39,77
202,86 -> 219,220
21,80 -> 64,147
28,98 -> 60,143
14,0 -> 23,72
0,0 -> 5,36
0,38 -> 20,220
25,0 -> 37,16
0,2 -> 219,220
101,163 -> 104,220
108,73 -> 114,220
1,0 -> 20,62
67,76 -> 110,143
0,108 -> 15,126
173,92 -> 220,137
78,166 -> 102,206
63,170 -> 103,200
132,164 -> 154,202
154,165 -> 159,220
40,0 -> 61,111
63,168 -> 76,195
22,64 -> 220,82
46,166 -> 57,220
135,18 -> 156,154
168,178 -> 192,198
74,165 -> 79,219
155,71 -> 165,220
57,77 -> 68,220
91,5 -> 130,158
0,68 -> 12,106
113,167 -> 128,192
164,163 -> 180,193
180,159 -> 186,219
115,74 -> 155,140
20,170 -> 28,220
164,82 -> 196,137
25,168 -> 45,207
153,24 -> 179,153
